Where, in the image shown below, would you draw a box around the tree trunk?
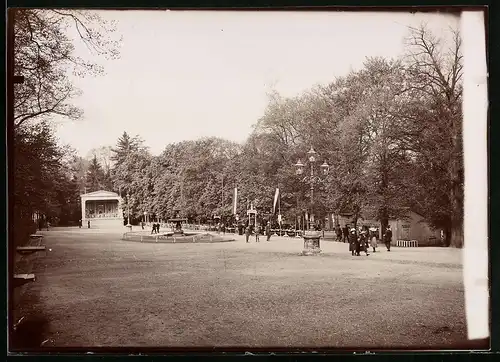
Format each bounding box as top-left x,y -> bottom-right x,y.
449,110 -> 464,248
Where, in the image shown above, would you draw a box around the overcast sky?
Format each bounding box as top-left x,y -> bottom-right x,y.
53,10 -> 459,157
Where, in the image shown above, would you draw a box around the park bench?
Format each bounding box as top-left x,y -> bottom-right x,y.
13,273 -> 35,288
13,233 -> 46,287
16,245 -> 46,255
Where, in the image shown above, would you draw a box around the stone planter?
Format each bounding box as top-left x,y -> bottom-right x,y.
302,230 -> 322,255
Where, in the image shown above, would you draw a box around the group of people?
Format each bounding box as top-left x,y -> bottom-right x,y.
244,222 -> 272,243
78,219 -> 91,229
149,222 -> 161,234
340,224 -> 393,256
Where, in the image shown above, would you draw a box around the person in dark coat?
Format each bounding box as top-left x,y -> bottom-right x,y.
266,222 -> 271,241
88,220 -> 91,229
384,225 -> 392,251
335,224 -> 342,242
245,225 -> 251,243
359,230 -> 370,256
343,225 -> 349,243
349,228 -> 358,256
255,224 -> 261,242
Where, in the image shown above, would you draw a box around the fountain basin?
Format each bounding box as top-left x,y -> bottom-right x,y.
122,231 -> 235,244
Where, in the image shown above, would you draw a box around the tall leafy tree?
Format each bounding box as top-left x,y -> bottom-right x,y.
402,25 -> 463,247
13,9 -> 121,127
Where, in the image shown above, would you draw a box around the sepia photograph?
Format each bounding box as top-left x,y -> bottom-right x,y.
7,7 -> 489,352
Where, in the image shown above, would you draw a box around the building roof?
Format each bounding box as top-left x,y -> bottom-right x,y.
80,190 -> 120,198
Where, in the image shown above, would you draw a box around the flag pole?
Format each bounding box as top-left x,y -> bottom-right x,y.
278,188 -> 282,237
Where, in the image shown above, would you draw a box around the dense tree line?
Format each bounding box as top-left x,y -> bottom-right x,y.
108,25 -> 462,247
12,15 -> 463,247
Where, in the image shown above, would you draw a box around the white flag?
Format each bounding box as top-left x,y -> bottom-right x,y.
273,188 -> 279,214
233,187 -> 238,215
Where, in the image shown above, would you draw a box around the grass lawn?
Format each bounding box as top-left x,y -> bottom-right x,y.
12,228 -> 467,350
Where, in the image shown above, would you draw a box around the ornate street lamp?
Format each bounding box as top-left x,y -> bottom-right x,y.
294,147 -> 330,255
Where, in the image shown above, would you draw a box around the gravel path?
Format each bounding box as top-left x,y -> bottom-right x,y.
12,228 -> 467,350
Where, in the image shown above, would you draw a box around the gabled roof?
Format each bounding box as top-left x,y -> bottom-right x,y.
81,190 -> 120,198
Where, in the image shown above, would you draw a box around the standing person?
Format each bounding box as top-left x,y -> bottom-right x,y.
335,224 -> 342,242
245,225 -> 251,243
369,227 -> 378,252
255,224 -> 261,242
87,220 -> 91,229
266,221 -> 271,241
222,223 -> 226,235
360,230 -> 370,256
342,225 -> 349,243
141,221 -> 145,230
384,225 -> 393,251
79,219 -> 82,229
349,228 -> 358,256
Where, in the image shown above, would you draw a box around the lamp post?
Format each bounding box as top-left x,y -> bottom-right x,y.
126,192 -> 132,229
294,146 -> 329,255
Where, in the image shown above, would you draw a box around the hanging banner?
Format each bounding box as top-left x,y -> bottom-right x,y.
273,188 -> 280,214
233,187 -> 238,215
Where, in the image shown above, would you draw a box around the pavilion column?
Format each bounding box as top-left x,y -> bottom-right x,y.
81,197 -> 86,221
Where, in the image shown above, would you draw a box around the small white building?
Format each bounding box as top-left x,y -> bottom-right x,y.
80,190 -> 124,228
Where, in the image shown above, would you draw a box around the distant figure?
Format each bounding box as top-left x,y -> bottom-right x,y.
359,230 -> 370,256
222,223 -> 226,235
88,220 -> 91,229
369,227 -> 378,252
384,226 -> 392,251
245,225 -> 251,243
141,221 -> 145,230
266,222 -> 271,241
156,222 -> 160,233
349,229 -> 358,256
342,225 -> 349,243
255,225 -> 261,242
151,223 -> 157,234
335,224 -> 342,242
79,219 -> 82,229
46,221 -> 50,231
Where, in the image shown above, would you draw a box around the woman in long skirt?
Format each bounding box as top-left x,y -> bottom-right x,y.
369,227 -> 378,252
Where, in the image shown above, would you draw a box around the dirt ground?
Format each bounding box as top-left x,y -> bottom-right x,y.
11,227 -> 468,351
